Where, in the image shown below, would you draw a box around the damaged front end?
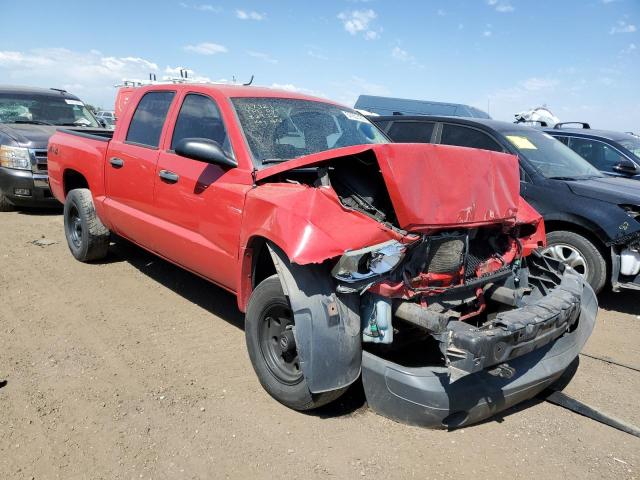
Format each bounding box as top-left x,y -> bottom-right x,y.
250,143 -> 596,427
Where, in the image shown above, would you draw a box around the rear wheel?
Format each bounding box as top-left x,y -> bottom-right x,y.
543,230 -> 607,294
63,188 -> 110,262
245,275 -> 346,410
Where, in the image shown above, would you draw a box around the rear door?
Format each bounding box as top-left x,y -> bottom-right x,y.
152,92 -> 246,290
104,90 -> 176,248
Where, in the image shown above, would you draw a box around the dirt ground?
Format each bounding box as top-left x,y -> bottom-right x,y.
1,209 -> 639,480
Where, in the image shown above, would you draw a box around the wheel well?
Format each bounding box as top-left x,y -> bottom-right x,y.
63,169 -> 89,197
544,219 -> 610,270
251,237 -> 277,289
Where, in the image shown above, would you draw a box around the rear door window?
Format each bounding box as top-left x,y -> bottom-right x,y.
387,121 -> 435,143
126,91 -> 176,148
440,124 -> 504,152
568,137 -> 626,172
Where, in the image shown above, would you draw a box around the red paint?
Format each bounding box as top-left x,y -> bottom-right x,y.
48,83 -> 545,312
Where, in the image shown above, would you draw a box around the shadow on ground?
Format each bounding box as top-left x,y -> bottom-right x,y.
16,206 -> 62,216
106,237 -> 244,330
598,289 -> 640,316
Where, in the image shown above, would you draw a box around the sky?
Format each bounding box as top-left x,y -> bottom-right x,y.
1,0 -> 638,131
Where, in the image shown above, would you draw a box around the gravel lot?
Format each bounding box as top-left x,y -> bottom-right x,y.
1,209 -> 639,480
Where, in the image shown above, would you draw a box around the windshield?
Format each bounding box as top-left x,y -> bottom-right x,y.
618,138 -> 640,160
231,97 -> 388,167
0,93 -> 100,127
503,129 -> 603,179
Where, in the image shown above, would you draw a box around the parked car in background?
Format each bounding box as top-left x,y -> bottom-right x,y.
0,85 -> 102,210
371,115 -> 640,294
100,116 -> 116,130
95,110 -> 116,121
545,123 -> 640,180
354,95 -> 491,118
46,83 -> 596,428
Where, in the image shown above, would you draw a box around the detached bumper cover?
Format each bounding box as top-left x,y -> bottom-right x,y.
361,270 -> 597,428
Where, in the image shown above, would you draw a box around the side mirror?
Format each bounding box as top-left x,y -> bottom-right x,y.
613,158 -> 639,176
97,118 -> 107,128
174,138 -> 237,168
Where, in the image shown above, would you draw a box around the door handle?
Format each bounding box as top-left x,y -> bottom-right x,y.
159,169 -> 179,184
109,157 -> 124,168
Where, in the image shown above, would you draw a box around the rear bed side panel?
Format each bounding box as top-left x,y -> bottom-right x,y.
48,131 -> 110,222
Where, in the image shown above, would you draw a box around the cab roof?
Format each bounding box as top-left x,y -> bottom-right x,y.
131,82 -> 342,106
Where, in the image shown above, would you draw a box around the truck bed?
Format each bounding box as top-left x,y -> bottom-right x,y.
48,128 -> 114,204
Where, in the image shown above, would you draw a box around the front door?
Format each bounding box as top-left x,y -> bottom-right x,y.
153,93 -> 247,290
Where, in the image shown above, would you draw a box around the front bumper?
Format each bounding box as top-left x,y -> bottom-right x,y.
0,166 -> 59,208
361,271 -> 597,428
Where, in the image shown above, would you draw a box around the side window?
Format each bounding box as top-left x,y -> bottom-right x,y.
171,94 -> 233,157
387,121 -> 435,143
440,124 -> 503,152
126,91 -> 175,148
568,137 -> 625,172
554,135 -> 570,145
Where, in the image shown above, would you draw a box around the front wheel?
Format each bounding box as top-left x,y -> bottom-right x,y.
64,188 -> 110,262
245,275 -> 346,410
543,230 -> 607,294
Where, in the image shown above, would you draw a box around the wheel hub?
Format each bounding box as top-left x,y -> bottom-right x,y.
542,243 -> 589,278
259,304 -> 302,385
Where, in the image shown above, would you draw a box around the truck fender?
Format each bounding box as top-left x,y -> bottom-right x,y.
266,243 -> 362,393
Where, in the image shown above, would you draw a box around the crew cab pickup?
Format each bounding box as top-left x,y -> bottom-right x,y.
47,84 -> 597,428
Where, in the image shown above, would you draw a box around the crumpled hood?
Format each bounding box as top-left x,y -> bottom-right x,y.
257,143 -> 521,231
566,176 -> 640,205
0,123 -> 58,149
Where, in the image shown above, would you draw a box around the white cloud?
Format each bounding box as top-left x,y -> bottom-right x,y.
246,51 -> 277,64
236,9 -> 265,20
183,42 -> 228,55
487,0 -> 514,12
307,49 -> 328,61
437,9 -> 446,16
163,65 -> 213,83
620,43 -> 637,55
270,83 -> 325,98
390,46 -> 423,68
179,3 -> 221,12
338,9 -> 381,40
610,20 -> 637,34
483,30 -> 492,37
522,77 -> 559,91
391,46 -> 411,62
0,48 -> 161,108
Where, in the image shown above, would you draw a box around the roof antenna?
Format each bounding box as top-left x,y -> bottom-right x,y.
243,75 -> 254,86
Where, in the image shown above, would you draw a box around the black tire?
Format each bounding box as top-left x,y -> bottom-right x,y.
245,275 -> 346,410
545,230 -> 607,294
0,190 -> 14,212
63,188 -> 110,262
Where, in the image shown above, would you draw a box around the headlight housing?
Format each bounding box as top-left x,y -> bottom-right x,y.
620,204 -> 640,222
332,240 -> 406,283
0,145 -> 31,170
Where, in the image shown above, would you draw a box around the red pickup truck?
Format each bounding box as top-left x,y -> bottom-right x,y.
47,84 -> 596,428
